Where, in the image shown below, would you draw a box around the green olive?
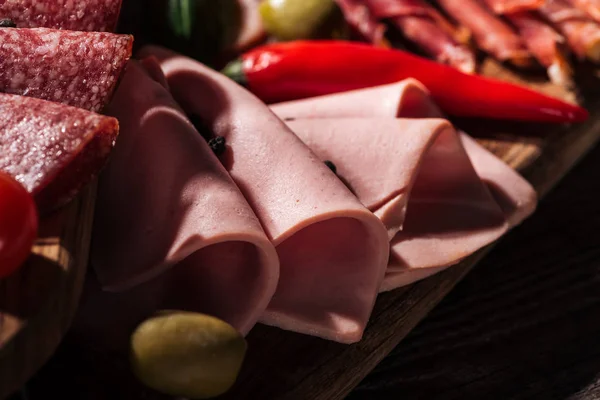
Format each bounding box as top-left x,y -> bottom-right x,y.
259,0 -> 347,41
130,311 -> 247,399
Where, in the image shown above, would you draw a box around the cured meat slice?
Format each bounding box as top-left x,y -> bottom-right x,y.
91,60 -> 280,335
0,0 -> 123,32
506,12 -> 573,85
0,28 -> 133,112
270,80 -> 537,290
435,0 -> 532,65
334,0 -> 387,44
364,0 -> 476,73
271,79 -> 440,120
539,0 -> 600,62
567,0 -> 600,21
482,0 -> 544,14
285,118 -> 507,242
139,45 -> 391,344
0,92 -> 118,214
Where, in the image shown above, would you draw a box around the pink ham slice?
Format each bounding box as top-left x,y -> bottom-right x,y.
364,0 -> 476,73
567,0 -> 600,21
435,0 -> 532,66
90,60 -> 279,335
138,46 -> 391,344
539,0 -> 600,62
506,12 -> 573,86
271,79 -> 537,290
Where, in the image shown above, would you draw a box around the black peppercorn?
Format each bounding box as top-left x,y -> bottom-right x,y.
208,136 -> 227,156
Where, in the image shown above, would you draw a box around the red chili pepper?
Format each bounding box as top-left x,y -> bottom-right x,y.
222,40 -> 589,123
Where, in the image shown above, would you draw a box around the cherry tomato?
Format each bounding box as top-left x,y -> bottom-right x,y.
0,171 -> 38,278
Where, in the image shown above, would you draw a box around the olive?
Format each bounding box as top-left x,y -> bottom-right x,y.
259,0 -> 348,41
130,311 -> 247,399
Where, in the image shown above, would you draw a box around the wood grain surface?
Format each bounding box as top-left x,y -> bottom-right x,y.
0,183 -> 96,399
350,123 -> 600,400
4,60 -> 600,400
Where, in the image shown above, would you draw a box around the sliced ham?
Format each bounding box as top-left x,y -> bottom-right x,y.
271,79 -> 537,290
91,60 -> 279,335
435,0 -> 532,66
138,46 -> 391,344
334,0 -> 387,44
364,0 -> 476,73
567,0 -> 600,21
506,11 -> 573,86
482,0 -> 544,14
539,0 -> 600,62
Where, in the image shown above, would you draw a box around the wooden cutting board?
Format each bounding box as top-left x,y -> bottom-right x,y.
2,59 -> 600,400
0,184 -> 97,399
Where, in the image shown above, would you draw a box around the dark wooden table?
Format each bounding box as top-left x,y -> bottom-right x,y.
10,138 -> 600,400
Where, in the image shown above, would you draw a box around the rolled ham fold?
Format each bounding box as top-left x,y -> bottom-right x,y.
334,0 -> 387,44
506,12 -> 573,86
539,0 -> 600,62
271,79 -> 537,290
138,46 -> 391,344
91,60 -> 279,335
364,0 -> 476,73
567,0 -> 600,21
435,0 -> 532,66
482,0 -> 544,14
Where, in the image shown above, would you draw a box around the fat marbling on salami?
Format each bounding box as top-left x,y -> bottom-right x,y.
0,27 -> 132,112
0,92 -> 119,213
0,0 -> 123,32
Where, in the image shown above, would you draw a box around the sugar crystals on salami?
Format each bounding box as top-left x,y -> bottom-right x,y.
0,92 -> 119,213
0,0 -> 123,32
0,27 -> 133,112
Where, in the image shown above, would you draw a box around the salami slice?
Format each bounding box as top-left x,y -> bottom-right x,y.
0,27 -> 133,112
0,92 -> 119,214
0,0 -> 123,32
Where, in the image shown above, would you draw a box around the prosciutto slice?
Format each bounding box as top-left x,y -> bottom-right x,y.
506,12 -> 573,85
567,0 -> 600,21
334,0 -> 387,44
91,60 -> 280,335
138,46 -> 391,344
435,0 -> 532,65
271,80 -> 537,290
364,0 -> 476,73
539,0 -> 600,62
482,0 -> 544,14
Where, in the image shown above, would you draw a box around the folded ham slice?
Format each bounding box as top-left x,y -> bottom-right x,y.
364,0 -> 476,73
506,11 -> 573,86
539,0 -> 600,62
271,79 -> 537,290
435,0 -> 532,66
91,60 -> 279,335
138,46 -> 391,344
